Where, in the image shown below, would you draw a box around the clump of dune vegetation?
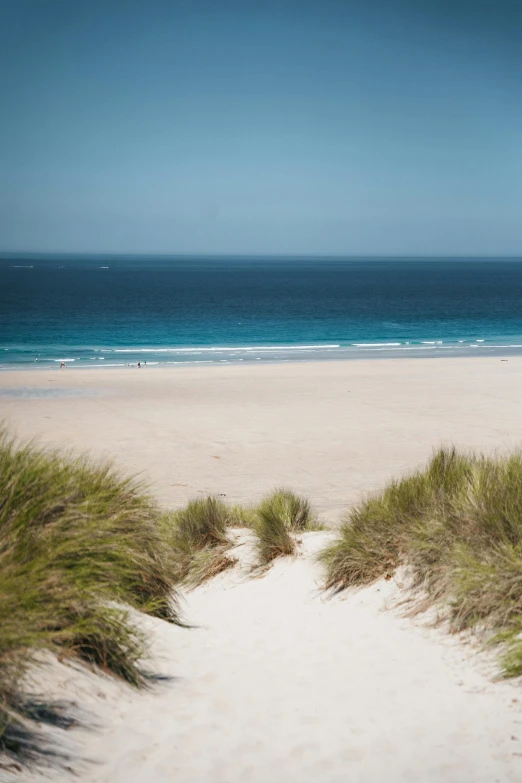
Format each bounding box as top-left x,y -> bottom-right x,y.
319,447 -> 522,676
226,503 -> 258,528
253,488 -> 319,565
261,488 -> 319,532
0,430 -> 179,762
167,490 -> 320,574
165,496 -> 237,586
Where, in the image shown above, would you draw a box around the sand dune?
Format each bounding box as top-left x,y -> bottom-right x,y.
4,358 -> 522,781
18,532 -> 522,783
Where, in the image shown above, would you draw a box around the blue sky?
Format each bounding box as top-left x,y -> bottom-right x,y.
0,0 -> 521,255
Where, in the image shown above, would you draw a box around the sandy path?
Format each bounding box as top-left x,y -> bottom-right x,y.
20,533 -> 522,783
2,357 -> 522,522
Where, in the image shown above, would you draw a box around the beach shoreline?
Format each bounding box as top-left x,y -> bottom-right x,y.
4,340 -> 522,371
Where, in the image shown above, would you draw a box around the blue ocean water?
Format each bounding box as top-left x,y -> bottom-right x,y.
2,255 -> 522,368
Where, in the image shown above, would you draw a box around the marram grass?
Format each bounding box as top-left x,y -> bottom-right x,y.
164,496 -> 236,586
167,490 -> 319,575
0,430 -> 180,759
227,503 -> 258,528
259,488 -> 319,532
253,488 -> 318,566
318,447 -> 522,676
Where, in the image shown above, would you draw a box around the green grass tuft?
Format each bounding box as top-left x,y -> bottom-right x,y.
319,447 -> 472,590
253,509 -> 295,566
260,488 -> 319,532
318,447 -> 522,676
227,503 -> 258,528
0,429 -> 180,759
165,496 -> 236,586
252,488 -> 317,565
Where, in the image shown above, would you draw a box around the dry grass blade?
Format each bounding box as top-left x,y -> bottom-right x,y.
184,547 -> 238,588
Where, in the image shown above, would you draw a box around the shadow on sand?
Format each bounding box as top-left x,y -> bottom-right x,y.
0,671 -> 178,777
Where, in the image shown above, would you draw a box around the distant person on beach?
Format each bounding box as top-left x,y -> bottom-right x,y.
60,361 -> 65,368
138,361 -> 141,368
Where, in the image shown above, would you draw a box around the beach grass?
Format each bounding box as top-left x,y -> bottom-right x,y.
0,430 -> 180,759
260,488 -> 320,532
253,489 -> 318,565
226,503 -> 258,528
318,447 -> 522,675
164,496 -> 236,586
167,490 -> 319,574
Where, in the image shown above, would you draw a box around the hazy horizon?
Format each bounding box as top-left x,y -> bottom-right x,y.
3,250 -> 522,260
3,251 -> 522,262
1,0 -> 521,256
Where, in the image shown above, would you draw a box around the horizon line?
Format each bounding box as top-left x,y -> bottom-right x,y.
2,251 -> 522,260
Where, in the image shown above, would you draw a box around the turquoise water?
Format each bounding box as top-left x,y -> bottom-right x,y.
2,255 -> 522,368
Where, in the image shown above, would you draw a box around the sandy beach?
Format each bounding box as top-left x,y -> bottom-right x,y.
2,356 -> 522,522
3,356 -> 522,782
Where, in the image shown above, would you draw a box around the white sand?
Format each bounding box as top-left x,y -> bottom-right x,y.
19,533 -> 522,783
2,357 -> 522,522
4,357 -> 522,781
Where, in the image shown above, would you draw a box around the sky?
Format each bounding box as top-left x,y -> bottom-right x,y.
0,0 -> 521,256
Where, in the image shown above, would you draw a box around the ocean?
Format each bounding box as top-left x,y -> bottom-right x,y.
2,255 -> 522,368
